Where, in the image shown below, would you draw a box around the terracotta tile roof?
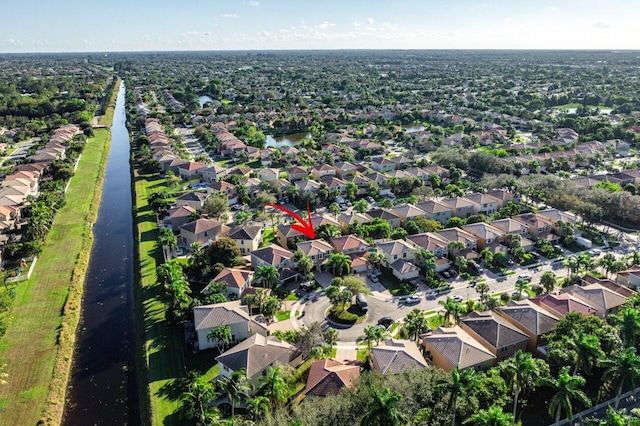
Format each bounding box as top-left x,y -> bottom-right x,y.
305,359 -> 360,397
251,244 -> 294,265
490,218 -> 528,234
423,326 -> 496,369
207,268 -> 253,290
330,234 -> 369,252
530,293 -> 598,317
180,218 -> 229,236
376,239 -> 415,257
167,205 -> 196,218
296,239 -> 334,257
462,223 -> 505,241
462,311 -> 529,350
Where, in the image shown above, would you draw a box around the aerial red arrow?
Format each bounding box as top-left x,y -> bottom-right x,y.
266,202 -> 316,239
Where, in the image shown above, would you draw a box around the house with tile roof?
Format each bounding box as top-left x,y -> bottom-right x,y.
391,204 -> 428,225
228,225 -> 263,255
460,311 -> 529,361
329,234 -> 370,255
616,265 -> 640,291
406,232 -> 449,258
205,268 -> 254,299
560,283 -> 628,318
216,334 -> 302,384
376,239 -> 416,267
584,275 -> 636,298
442,197 -> 475,219
179,218 -> 230,247
175,191 -> 209,210
178,161 -> 207,180
370,339 -> 428,375
512,213 -> 556,241
193,301 -> 268,351
463,193 -> 500,216
201,164 -> 228,183
497,300 -> 560,353
277,215 -> 339,248
415,200 -> 452,225
422,326 -> 496,372
305,359 -> 360,397
529,293 -> 598,318
163,205 -> 197,230
462,222 -> 506,250
435,228 -> 479,256
366,208 -> 402,228
485,189 -> 520,209
296,239 -> 334,271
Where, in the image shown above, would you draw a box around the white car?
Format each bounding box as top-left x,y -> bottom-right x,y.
403,295 -> 421,304
517,274 -> 532,281
451,295 -> 464,303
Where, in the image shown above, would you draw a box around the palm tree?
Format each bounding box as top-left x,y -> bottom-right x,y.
404,308 -> 429,341
360,387 -> 407,426
475,282 -> 491,304
540,271 -> 556,294
562,256 -> 579,280
499,350 -> 543,421
327,252 -> 352,277
514,279 -> 530,300
367,251 -> 385,270
466,405 -> 516,426
207,325 -> 232,354
323,328 -> 339,348
246,395 -> 270,422
189,242 -> 208,270
296,253 -> 314,276
179,374 -> 220,426
361,325 -> 385,351
329,202 -> 340,218
567,332 -> 604,376
599,253 -> 617,278
243,293 -> 260,315
437,367 -> 480,426
158,227 -> 178,251
537,366 -> 590,425
256,264 -> 279,289
601,347 -> 640,408
439,297 -> 462,326
454,256 -> 467,273
447,240 -> 466,258
611,307 -> 640,349
415,248 -> 437,279
258,366 -> 290,407
218,368 -> 251,418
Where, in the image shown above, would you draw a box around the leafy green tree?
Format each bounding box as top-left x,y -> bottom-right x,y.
500,350 -> 546,421
360,387 -> 407,426
601,347 -> 640,408
207,324 -> 232,354
258,366 -> 290,406
612,307 -> 640,349
342,275 -> 368,295
246,395 -> 270,422
178,374 -> 220,426
537,367 -> 590,425
465,405 -> 515,426
256,264 -> 279,289
296,254 -> 314,276
404,308 -> 429,341
540,271 -> 556,294
437,367 -> 480,426
329,202 -> 340,218
327,252 -> 352,276
439,297 -> 463,326
361,325 -> 386,351
475,282 -> 491,305
204,191 -> 229,219
323,328 -> 339,348
217,368 -> 251,418
208,237 -> 241,267
354,199 -> 368,214
261,296 -> 282,322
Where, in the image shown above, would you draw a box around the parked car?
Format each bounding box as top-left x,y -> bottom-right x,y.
409,279 -> 420,290
441,270 -> 451,279
377,317 -> 394,328
403,295 -> 421,304
366,196 -> 375,203
517,274 -> 532,281
451,295 -> 464,303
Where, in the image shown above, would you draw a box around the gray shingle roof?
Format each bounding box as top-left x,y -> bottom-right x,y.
215,334 -> 292,378
462,311 -> 529,349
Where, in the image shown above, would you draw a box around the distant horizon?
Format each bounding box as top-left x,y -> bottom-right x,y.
2,0 -> 639,53
2,47 -> 640,56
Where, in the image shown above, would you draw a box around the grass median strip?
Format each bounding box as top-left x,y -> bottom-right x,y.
0,128 -> 110,425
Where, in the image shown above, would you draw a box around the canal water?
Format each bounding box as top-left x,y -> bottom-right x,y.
63,81 -> 139,425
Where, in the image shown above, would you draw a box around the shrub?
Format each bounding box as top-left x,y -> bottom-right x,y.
328,307 -> 358,324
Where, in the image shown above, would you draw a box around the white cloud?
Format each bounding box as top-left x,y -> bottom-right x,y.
593,21 -> 611,29
367,18 -> 375,25
318,21 -> 336,29
249,0 -> 259,6
220,14 -> 239,18
504,17 -> 512,23
353,21 -> 361,27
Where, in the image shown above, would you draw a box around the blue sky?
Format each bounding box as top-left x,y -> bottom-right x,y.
2,0 -> 639,52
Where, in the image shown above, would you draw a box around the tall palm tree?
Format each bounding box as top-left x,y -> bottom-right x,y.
189,242 -> 208,270
540,271 -> 556,294
447,240 -> 466,258
439,297 -> 462,326
323,328 -> 339,348
404,308 -> 429,341
562,256 -> 579,280
218,369 -> 251,418
297,254 -> 314,276
246,395 -> 270,422
567,332 -> 604,376
601,347 -> 640,408
179,374 -> 220,426
599,253 -> 617,278
361,325 -> 386,351
258,366 -> 290,407
436,367 -> 480,426
415,248 -> 437,279
367,251 -> 385,270
611,307 -> 640,349
537,366 -> 590,425
360,387 -> 407,426
499,350 -> 543,421
327,252 -> 352,277
514,279 -> 530,300
256,264 -> 279,289
467,405 -> 516,426
475,282 -> 491,305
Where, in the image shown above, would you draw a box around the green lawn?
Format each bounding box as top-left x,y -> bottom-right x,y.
133,171 -> 185,426
276,310 -> 291,322
377,270 -> 408,296
0,129 -> 110,426
98,77 -> 120,127
261,228 -> 276,247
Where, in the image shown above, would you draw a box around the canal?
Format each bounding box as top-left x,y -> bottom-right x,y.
63,81 -> 139,425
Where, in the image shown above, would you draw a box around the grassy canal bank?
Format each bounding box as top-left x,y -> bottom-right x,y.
0,80 -> 117,425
